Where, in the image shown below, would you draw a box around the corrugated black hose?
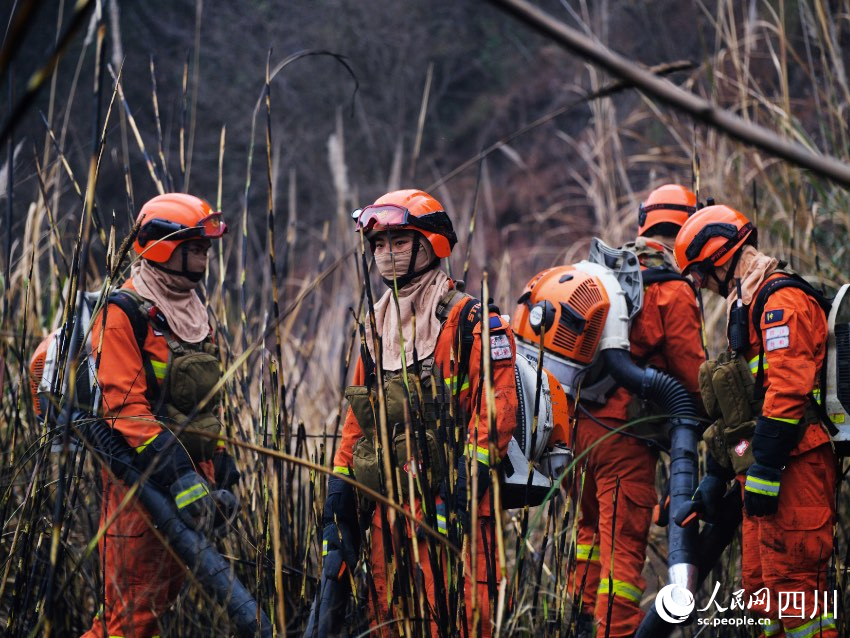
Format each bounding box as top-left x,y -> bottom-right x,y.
602,349 -> 700,634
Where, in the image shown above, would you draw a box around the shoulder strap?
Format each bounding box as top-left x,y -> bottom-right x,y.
107,290 -> 159,403
751,273 -> 830,334
107,290 -> 150,350
435,289 -> 482,393
436,288 -> 470,323
750,274 -> 837,434
640,266 -> 690,287
456,297 -> 482,385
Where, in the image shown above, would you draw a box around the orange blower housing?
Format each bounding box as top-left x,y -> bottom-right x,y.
513,265 -> 612,397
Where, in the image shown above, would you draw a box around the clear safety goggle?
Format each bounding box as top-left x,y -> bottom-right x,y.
138,212 -> 228,246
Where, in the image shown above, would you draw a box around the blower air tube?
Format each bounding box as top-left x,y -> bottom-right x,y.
82,422 -> 273,638
602,349 -> 700,632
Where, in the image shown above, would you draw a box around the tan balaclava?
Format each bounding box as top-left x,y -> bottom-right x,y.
725,244 -> 779,313
132,257 -> 210,343
367,233 -> 450,371
623,235 -> 681,271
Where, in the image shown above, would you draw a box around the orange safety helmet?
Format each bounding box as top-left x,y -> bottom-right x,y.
133,193 -> 227,263
513,265 -> 610,366
674,204 -> 756,287
352,189 -> 457,258
638,183 -> 697,237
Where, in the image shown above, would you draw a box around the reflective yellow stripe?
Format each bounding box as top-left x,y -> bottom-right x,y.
576,544 -> 599,562
150,359 -> 167,380
333,466 -> 350,476
597,579 -> 642,603
744,475 -> 780,496
763,620 -> 783,636
174,482 -> 208,509
786,615 -> 836,638
812,388 -> 822,404
216,439 -> 226,449
437,514 -> 447,535
748,355 -> 768,375
135,434 -> 159,454
322,539 -> 329,556
769,416 -> 799,425
467,444 -> 490,466
444,374 -> 470,393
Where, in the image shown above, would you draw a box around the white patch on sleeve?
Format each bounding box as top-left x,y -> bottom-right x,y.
490,334 -> 512,361
765,329 -> 790,351
764,325 -> 789,340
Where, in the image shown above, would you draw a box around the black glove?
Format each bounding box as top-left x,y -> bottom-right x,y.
135,430 -> 196,488
451,457 -> 491,534
213,450 -> 241,491
743,463 -> 782,517
743,416 -> 797,518
210,489 -> 239,537
674,473 -> 728,527
135,430 -> 215,533
322,475 -> 360,570
170,472 -> 215,533
322,521 -> 359,578
752,416 -> 798,468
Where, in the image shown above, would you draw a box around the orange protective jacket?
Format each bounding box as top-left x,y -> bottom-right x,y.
737,276 -> 836,637
90,280 -> 218,458
83,280 -> 217,638
587,274 -> 704,421
333,290 -> 518,516
744,273 -> 830,455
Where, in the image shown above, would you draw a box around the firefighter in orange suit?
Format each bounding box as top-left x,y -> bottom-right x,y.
570,185 -> 706,638
674,204 -> 837,638
81,194 -> 239,638
322,189 -> 517,637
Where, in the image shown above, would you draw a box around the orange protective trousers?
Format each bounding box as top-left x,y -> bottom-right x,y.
80,473 -> 184,638
569,416 -> 657,638
741,440 -> 837,638
81,458 -> 214,638
368,504 -> 498,637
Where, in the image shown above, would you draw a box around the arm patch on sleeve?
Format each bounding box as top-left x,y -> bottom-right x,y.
490,334 -> 512,360
763,309 -> 784,324
765,324 -> 790,351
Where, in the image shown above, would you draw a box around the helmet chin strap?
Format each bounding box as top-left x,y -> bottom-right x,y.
380,234 -> 439,289
150,244 -> 205,283
713,249 -> 744,298
381,257 -> 439,289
